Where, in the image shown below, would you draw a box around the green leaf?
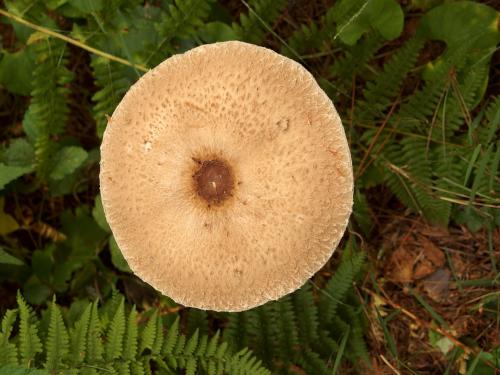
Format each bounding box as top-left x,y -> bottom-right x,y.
23,276 -> 52,305
110,236 -> 131,273
0,366 -> 49,375
60,207 -> 108,262
467,348 -> 500,375
31,250 -> 53,282
49,146 -> 88,181
0,164 -> 33,190
68,0 -> 103,14
429,330 -> 454,355
338,0 -> 404,45
420,2 -> 500,83
0,197 -> 19,236
0,248 -> 23,266
0,48 -> 36,95
369,0 -> 404,40
0,216 -> 18,236
92,195 -> 110,233
4,139 -> 35,168
420,2 -> 500,51
200,22 -> 238,43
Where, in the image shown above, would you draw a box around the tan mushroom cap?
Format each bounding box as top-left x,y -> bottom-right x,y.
100,41 -> 353,312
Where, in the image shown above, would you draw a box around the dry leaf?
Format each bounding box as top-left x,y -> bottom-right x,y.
420,268 -> 451,302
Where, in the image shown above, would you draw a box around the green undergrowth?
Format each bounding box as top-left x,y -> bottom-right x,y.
0,0 -> 499,373
0,242 -> 367,374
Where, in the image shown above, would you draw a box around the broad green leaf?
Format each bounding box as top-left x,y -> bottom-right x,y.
32,250 -> 53,282
60,207 -> 108,262
0,197 -> 18,235
23,276 -> 52,305
110,236 -> 131,273
4,139 -> 35,168
0,164 -> 33,190
420,1 -> 500,86
420,2 -> 500,51
49,146 -> 88,181
0,248 -> 23,266
92,195 -> 110,233
370,0 -> 404,40
45,0 -> 69,10
68,0 -> 103,14
0,48 -> 35,95
0,211 -> 19,236
338,0 -> 404,45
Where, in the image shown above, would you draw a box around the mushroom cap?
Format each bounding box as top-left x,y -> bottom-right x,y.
100,41 -> 353,312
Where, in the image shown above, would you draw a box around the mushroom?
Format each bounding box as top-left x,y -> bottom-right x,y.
100,41 -> 353,312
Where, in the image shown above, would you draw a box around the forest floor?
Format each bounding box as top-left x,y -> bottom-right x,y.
0,0 -> 499,374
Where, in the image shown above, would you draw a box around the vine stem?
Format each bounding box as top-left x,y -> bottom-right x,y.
0,7 -> 148,72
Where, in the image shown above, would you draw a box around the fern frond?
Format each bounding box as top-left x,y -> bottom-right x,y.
130,360 -> 145,375
224,311 -> 255,351
339,306 -> 370,364
17,292 -> 42,367
316,328 -> 340,358
319,251 -> 365,326
105,298 -> 125,361
275,296 -> 299,363
91,58 -> 136,138
152,313 -> 164,355
298,350 -> 329,375
148,0 -> 214,65
396,36 -> 477,134
0,309 -> 18,366
384,137 -> 452,225
292,283 -> 319,346
69,302 -> 91,366
478,95 -> 500,147
432,63 -> 489,140
123,306 -> 138,361
45,298 -> 69,371
283,0 -> 367,57
225,348 -> 270,375
357,35 -> 425,123
253,304 -> 278,367
139,309 -> 157,354
186,308 -> 209,336
24,36 -> 73,180
233,0 -> 287,44
185,329 -> 199,356
162,316 -> 180,356
85,301 -> 103,364
322,32 -> 384,100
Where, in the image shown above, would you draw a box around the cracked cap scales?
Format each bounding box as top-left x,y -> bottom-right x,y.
100,41 -> 353,312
